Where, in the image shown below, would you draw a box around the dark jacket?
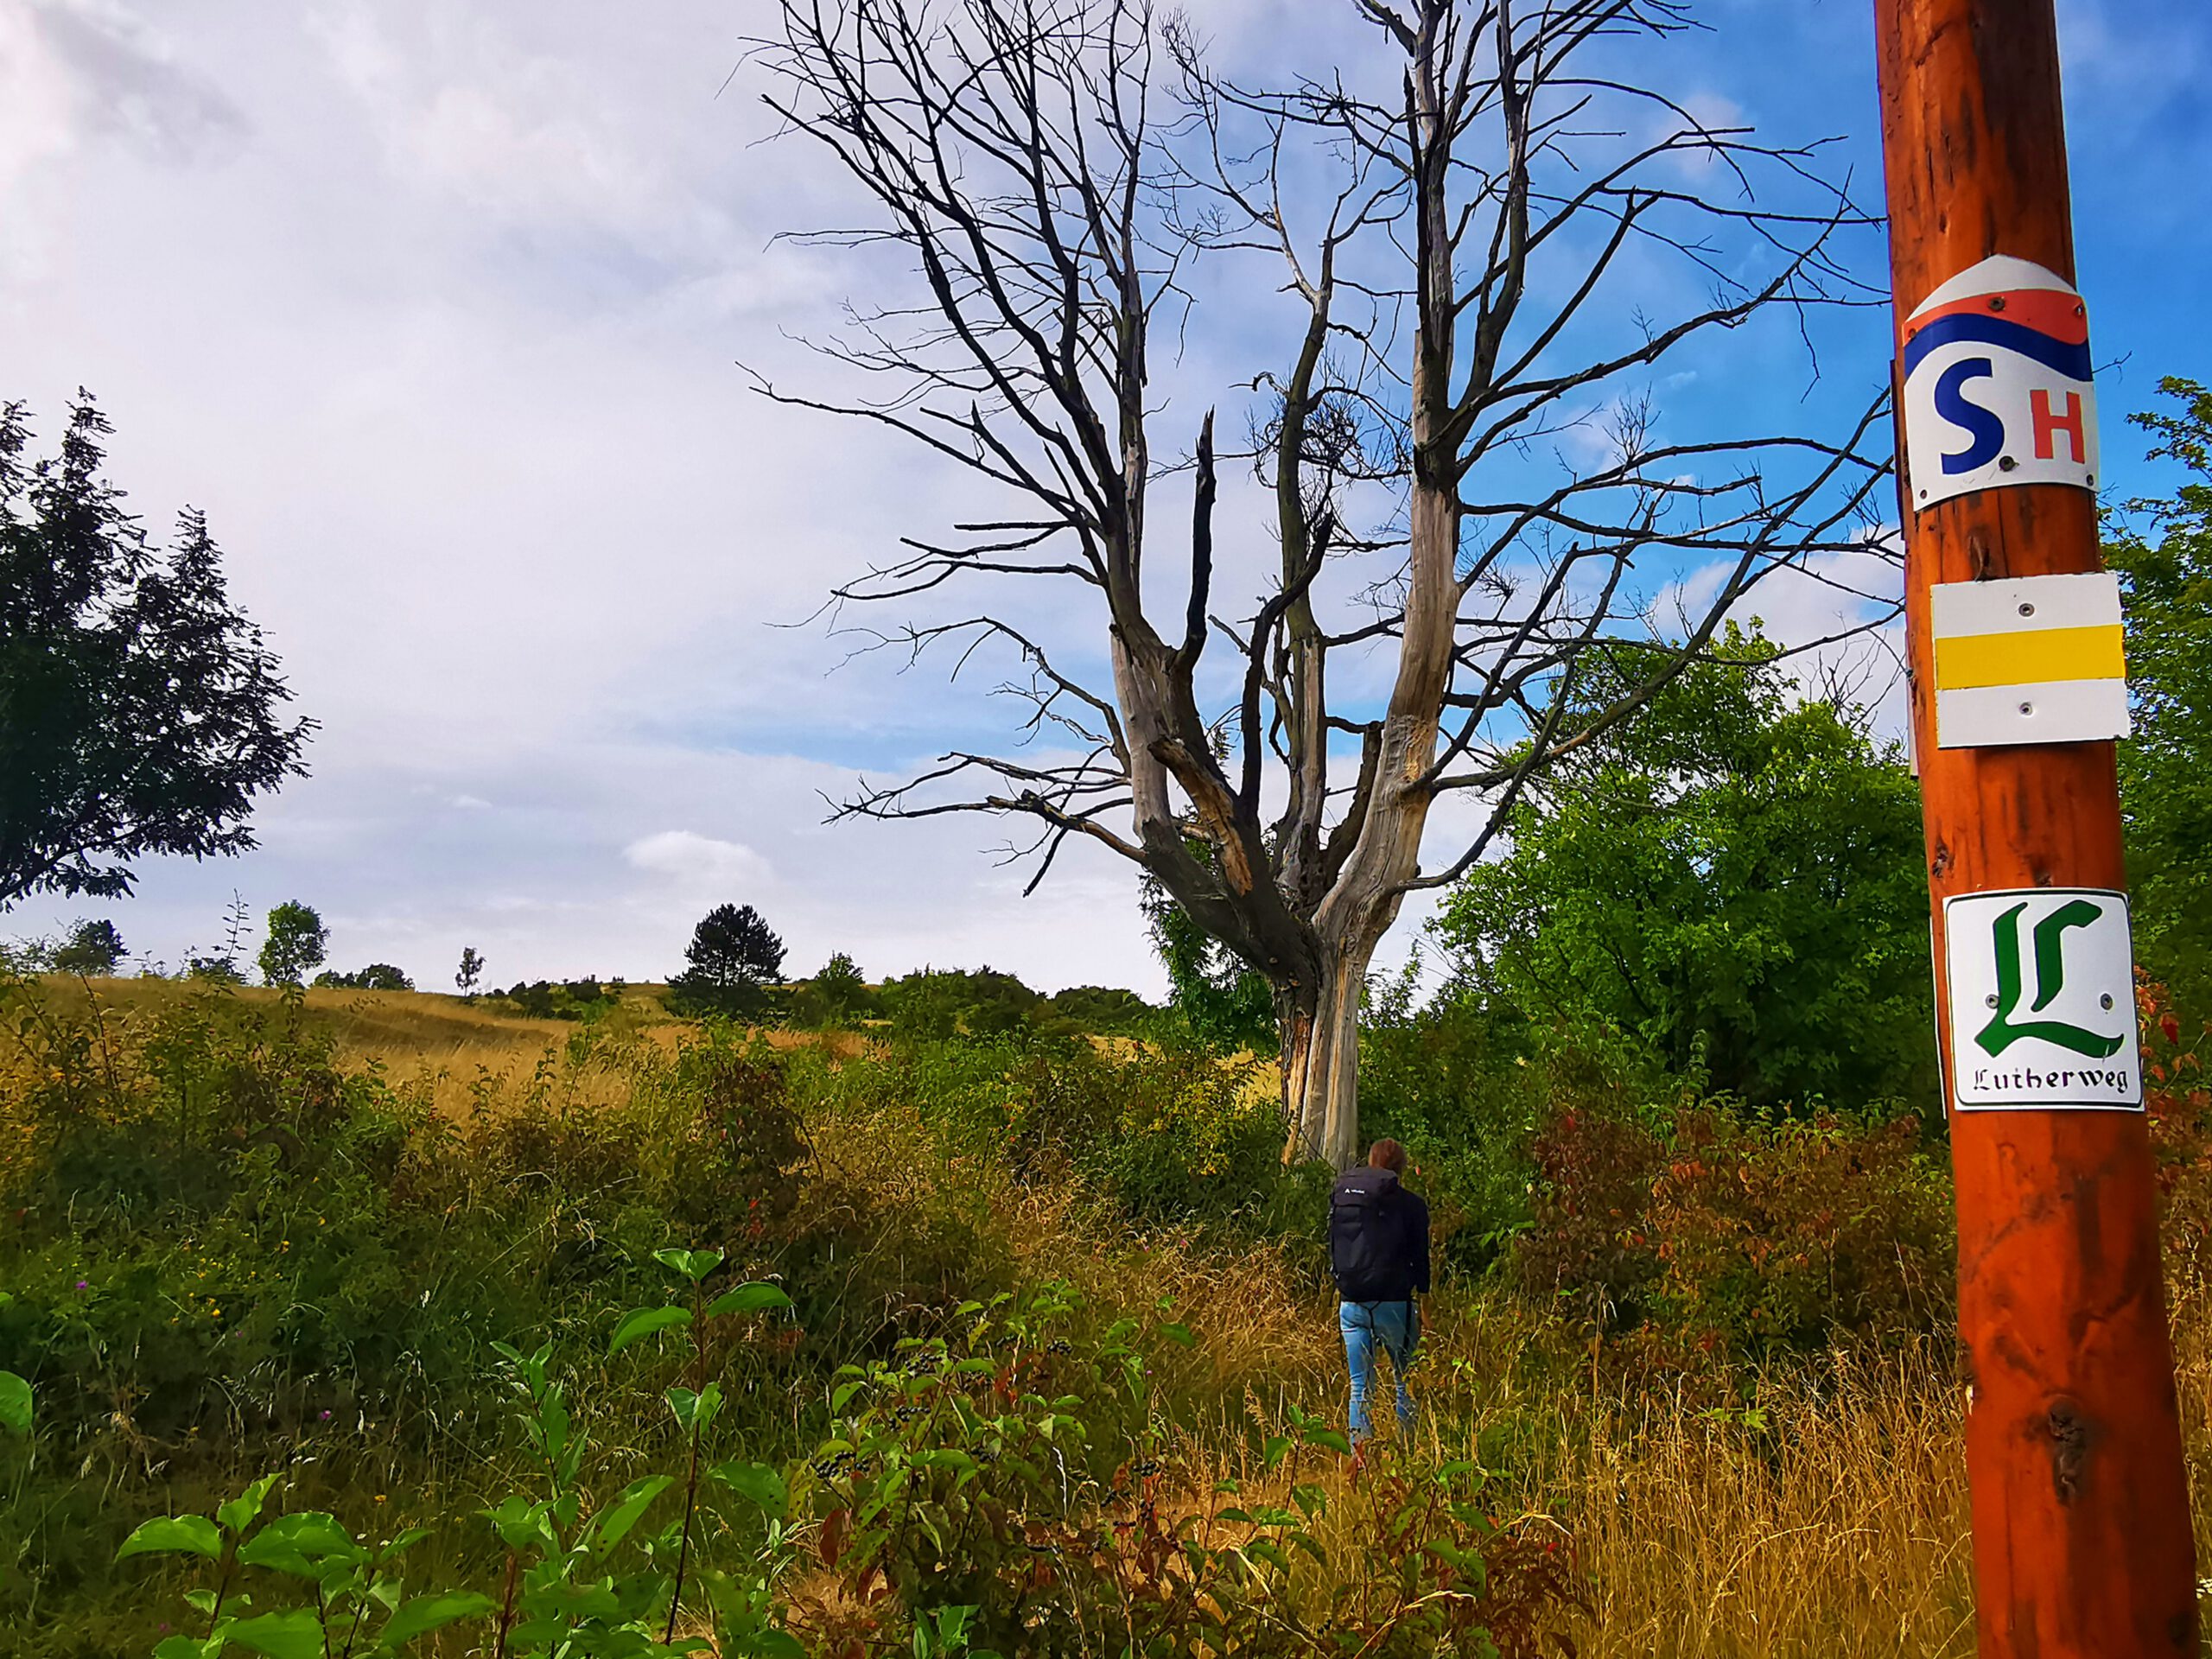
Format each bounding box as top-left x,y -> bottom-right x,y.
1329,1166 -> 1431,1302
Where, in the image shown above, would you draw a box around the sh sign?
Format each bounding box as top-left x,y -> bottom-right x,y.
1901,254 -> 2098,512
1943,888 -> 2142,1112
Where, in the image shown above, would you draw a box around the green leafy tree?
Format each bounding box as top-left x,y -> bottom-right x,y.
313,963 -> 413,992
671,904 -> 785,1014
0,396 -> 313,906
1035,984 -> 1155,1038
2107,377 -> 2212,1013
455,944 -> 485,999
50,918 -> 124,975
811,950 -> 866,1007
257,901 -> 327,988
1141,874 -> 1275,1054
1435,628 -> 1936,1112
878,966 -> 1038,1039
788,950 -> 874,1028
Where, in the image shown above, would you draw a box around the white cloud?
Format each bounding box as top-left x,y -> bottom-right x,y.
624,830 -> 774,890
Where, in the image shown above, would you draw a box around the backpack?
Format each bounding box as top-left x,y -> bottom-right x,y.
1329,1168 -> 1408,1300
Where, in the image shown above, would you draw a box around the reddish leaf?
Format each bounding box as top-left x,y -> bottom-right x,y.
818,1506 -> 850,1568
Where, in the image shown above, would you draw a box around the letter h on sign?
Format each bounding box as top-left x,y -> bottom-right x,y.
2031,388 -> 2086,463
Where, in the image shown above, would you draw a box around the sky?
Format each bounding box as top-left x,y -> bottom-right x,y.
1,0 -> 2207,996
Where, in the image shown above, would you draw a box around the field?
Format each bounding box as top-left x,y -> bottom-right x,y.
4,976 -> 2210,1657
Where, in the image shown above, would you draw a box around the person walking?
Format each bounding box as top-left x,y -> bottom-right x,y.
1330,1137 -> 1430,1443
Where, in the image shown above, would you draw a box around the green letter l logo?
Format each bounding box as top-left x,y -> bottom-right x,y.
1974,899 -> 2126,1059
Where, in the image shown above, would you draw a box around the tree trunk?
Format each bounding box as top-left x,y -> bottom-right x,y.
1280,935 -> 1379,1169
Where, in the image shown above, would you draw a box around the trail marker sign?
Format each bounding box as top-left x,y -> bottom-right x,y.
1943,887 -> 2141,1111
1929,570 -> 2129,748
1902,254 -> 2098,512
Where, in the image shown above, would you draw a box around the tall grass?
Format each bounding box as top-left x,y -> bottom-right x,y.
8,976 -> 2212,1656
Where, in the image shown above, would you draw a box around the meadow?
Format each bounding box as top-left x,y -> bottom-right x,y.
4,974 -> 2211,1658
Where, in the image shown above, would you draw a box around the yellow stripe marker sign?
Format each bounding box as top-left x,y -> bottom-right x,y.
1929,571 -> 2130,749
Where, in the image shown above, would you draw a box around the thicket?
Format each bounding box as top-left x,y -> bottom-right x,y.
0,978 -> 1589,1657
13,958 -> 2212,1653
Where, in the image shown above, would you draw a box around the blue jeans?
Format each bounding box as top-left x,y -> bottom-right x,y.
1339,1299 -> 1417,1440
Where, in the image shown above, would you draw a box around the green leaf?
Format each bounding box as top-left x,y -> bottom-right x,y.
480,1495 -> 555,1552
608,1304 -> 693,1355
653,1246 -> 725,1283
1302,1427 -> 1354,1458
0,1371 -> 29,1437
830,1380 -> 867,1413
710,1460 -> 788,1519
587,1475 -> 673,1550
705,1281 -> 792,1319
1261,1435 -> 1293,1471
377,1590 -> 497,1650
238,1512 -> 364,1576
224,1609 -> 327,1659
1156,1322 -> 1196,1348
154,1638 -> 219,1659
117,1516 -> 224,1561
666,1382 -> 724,1436
733,1632 -> 807,1659
216,1473 -> 282,1536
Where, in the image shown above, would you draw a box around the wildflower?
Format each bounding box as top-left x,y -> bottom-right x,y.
75,1279 -> 87,1290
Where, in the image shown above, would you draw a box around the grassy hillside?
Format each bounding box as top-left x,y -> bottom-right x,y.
5,972 -> 2211,1656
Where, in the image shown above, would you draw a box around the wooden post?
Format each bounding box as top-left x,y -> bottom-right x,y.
1872,1 -> 2197,1652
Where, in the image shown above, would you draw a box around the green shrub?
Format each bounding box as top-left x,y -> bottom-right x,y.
1641,1110 -> 1954,1356
1509,1104 -> 1668,1332
792,1032 -> 1288,1227
1510,1100 -> 1954,1358
486,977 -> 615,1019
1357,977 -> 1547,1272
878,968 -> 1040,1039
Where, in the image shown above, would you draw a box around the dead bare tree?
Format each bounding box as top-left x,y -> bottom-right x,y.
750,0 -> 1893,1167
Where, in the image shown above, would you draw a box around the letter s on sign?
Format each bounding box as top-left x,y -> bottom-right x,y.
1936,357 -> 2005,474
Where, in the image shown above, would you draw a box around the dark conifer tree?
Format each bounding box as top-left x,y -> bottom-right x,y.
671,903 -> 785,1014
0,395 -> 313,906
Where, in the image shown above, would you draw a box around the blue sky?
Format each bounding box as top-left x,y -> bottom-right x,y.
1,0 -> 2205,995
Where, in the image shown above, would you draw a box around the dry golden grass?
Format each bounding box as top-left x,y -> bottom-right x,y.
29,976 -> 854,1121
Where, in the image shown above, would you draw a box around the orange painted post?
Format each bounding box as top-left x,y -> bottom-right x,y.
1872,1 -> 2197,1653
